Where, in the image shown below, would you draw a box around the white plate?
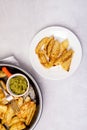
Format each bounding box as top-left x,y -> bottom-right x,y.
29,26 -> 82,80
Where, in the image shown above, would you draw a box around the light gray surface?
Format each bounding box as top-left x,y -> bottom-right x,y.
0,0 -> 87,130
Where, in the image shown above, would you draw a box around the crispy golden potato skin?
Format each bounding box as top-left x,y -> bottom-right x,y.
9,122 -> 26,130
35,36 -> 74,71
35,36 -> 54,54
0,87 -> 36,130
17,101 -> 36,126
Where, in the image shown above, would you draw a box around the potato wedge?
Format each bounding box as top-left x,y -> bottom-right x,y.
60,49 -> 74,63
61,57 -> 72,71
46,37 -> 55,57
9,122 -> 26,130
0,104 -> 7,119
2,105 -> 15,126
38,51 -> 48,64
35,37 -> 49,54
17,101 -> 36,126
50,40 -> 60,59
57,39 -> 69,57
54,49 -> 67,65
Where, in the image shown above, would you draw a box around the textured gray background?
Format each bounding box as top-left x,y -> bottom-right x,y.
0,0 -> 87,130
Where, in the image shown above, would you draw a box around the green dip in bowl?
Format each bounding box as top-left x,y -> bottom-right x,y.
6,73 -> 29,97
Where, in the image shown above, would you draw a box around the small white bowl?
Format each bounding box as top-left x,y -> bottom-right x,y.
6,73 -> 29,97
